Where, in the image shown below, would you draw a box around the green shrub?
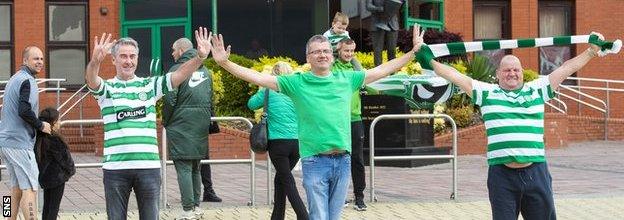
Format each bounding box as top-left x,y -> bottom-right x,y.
445,105 -> 474,128
204,54 -> 257,118
523,69 -> 539,82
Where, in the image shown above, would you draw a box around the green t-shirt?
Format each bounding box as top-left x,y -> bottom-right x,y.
332,60 -> 362,121
277,70 -> 365,158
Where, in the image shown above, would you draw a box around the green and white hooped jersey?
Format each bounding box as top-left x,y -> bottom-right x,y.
90,73 -> 173,170
471,77 -> 555,165
323,30 -> 350,52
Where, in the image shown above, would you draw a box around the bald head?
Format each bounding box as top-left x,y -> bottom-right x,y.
22,46 -> 44,73
499,55 -> 522,67
172,38 -> 193,61
496,55 -> 524,90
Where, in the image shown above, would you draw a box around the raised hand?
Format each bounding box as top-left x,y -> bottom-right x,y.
589,31 -> 605,55
210,34 -> 231,64
195,27 -> 212,59
91,33 -> 116,63
411,23 -> 425,53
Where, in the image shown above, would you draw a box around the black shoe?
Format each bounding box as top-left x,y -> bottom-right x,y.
353,198 -> 367,211
203,190 -> 222,202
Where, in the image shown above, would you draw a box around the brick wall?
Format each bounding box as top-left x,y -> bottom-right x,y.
435,113 -> 624,155
443,0 -> 624,118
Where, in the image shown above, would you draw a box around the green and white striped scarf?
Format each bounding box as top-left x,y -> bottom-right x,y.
415,34 -> 622,71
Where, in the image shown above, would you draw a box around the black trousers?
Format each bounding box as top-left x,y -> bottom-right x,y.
201,155 -> 214,191
42,183 -> 65,220
350,121 -> 366,199
372,30 -> 398,66
268,139 -> 308,220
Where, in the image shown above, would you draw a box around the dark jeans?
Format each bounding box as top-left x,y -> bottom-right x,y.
350,121 -> 366,199
103,168 -> 161,220
372,30 -> 398,66
268,139 -> 308,220
488,162 -> 556,220
42,183 -> 65,220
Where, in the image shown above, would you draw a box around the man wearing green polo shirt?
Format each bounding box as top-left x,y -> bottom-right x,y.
423,32 -> 610,219
209,24 -> 424,220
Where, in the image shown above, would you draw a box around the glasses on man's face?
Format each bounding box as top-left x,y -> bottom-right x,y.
307,49 -> 333,56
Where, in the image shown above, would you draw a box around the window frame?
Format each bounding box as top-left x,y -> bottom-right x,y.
472,0 -> 512,67
45,1 -> 89,89
0,1 -> 14,80
538,0 -> 575,76
403,0 -> 445,31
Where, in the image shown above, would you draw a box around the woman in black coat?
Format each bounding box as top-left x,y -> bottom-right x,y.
35,107 -> 75,220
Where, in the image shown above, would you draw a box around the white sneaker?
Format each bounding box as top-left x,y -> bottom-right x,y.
177,209 -> 197,220
194,206 -> 204,218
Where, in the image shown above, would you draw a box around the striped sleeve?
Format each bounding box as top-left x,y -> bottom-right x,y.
152,72 -> 174,100
88,77 -> 107,101
528,77 -> 555,101
471,80 -> 493,106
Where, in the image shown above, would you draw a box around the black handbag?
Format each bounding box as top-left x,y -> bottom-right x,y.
249,89 -> 269,153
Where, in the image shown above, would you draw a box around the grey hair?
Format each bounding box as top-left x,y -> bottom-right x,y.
111,37 -> 139,56
305,35 -> 329,55
173,38 -> 193,52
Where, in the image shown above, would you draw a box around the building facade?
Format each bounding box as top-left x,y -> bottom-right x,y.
1,0 -> 623,136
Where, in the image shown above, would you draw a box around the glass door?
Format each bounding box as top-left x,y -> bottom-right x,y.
121,0 -> 191,76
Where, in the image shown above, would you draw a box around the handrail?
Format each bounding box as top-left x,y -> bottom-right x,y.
557,86 -> 608,140
545,102 -> 566,114
59,92 -> 90,120
161,116 -> 265,207
369,114 -> 458,202
58,84 -> 88,110
545,97 -> 568,114
557,91 -> 605,113
563,85 -> 624,93
566,76 -> 624,84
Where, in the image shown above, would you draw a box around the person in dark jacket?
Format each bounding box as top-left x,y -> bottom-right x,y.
247,62 -> 308,220
34,107 -> 75,220
366,0 -> 404,66
162,37 -> 220,219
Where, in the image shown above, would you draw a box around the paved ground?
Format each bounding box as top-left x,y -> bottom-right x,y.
2,141 -> 624,219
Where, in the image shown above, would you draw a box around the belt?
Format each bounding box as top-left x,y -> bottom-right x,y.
317,150 -> 348,157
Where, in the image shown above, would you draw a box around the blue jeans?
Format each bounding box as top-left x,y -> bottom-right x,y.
103,168 -> 161,220
488,162 -> 556,220
302,154 -> 351,220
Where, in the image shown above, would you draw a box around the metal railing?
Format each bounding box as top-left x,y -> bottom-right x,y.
369,114 -> 458,202
545,97 -> 568,114
557,85 -> 608,140
160,116 -> 268,207
1,78 -> 66,107
1,118 -> 267,208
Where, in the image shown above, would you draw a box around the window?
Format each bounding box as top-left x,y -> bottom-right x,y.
0,1 -> 13,81
46,1 -> 88,87
405,0 -> 444,30
473,0 -> 510,68
539,1 -> 573,75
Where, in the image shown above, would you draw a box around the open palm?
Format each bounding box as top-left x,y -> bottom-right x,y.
91,33 -> 115,62
412,23 -> 425,53
195,27 -> 212,59
210,34 -> 231,64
